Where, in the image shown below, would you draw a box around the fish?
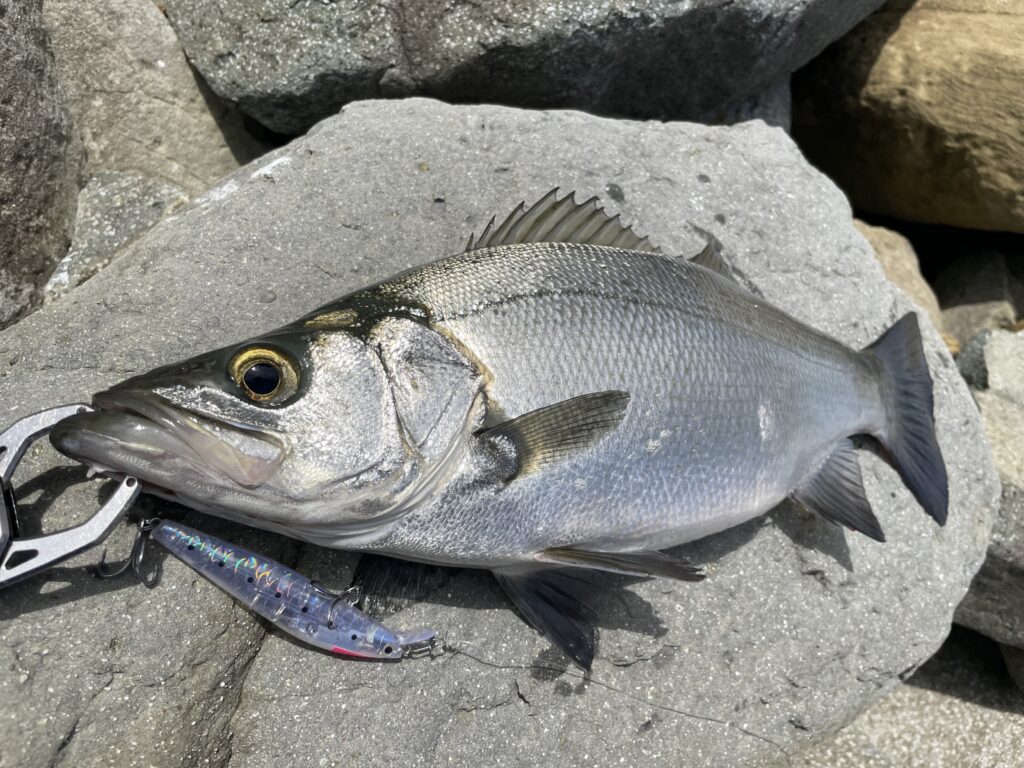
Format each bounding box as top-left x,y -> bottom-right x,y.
150,518 -> 434,659
50,189 -> 948,670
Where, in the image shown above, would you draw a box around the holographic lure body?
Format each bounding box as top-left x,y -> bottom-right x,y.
151,519 -> 428,660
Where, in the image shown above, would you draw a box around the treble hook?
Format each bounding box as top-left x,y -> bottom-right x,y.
95,518 -> 162,588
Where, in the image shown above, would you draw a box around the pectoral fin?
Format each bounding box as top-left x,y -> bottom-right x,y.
479,391 -> 630,479
349,554 -> 455,618
493,566 -> 601,671
792,438 -> 885,542
538,547 -> 704,581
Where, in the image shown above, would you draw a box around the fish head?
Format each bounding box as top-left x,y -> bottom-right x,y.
49,325 -> 417,535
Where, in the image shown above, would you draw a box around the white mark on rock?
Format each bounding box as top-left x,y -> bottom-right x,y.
197,179 -> 240,205
249,156 -> 292,181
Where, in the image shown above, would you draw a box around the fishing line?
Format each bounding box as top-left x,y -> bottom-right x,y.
438,638 -> 794,767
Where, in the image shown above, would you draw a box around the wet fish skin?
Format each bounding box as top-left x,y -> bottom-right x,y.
50,191 -> 948,669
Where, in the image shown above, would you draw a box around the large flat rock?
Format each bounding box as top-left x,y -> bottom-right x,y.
0,99 -> 998,767
161,0 -> 883,134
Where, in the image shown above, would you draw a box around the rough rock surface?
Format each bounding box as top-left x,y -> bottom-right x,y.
955,330 -> 1024,648
0,0 -> 80,328
853,220 -> 945,337
0,99 -> 998,768
793,0 -> 1024,234
161,0 -> 882,134
44,171 -> 187,302
42,0 -> 266,194
795,628 -> 1024,768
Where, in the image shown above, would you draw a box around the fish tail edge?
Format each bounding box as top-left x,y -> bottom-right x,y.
864,312 -> 949,525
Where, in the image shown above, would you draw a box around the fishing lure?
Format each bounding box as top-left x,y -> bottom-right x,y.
150,519 -> 436,660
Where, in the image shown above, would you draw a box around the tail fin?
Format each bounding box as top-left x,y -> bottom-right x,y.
865,313 -> 948,525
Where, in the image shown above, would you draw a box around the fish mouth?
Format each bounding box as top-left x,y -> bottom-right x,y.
50,390 -> 286,491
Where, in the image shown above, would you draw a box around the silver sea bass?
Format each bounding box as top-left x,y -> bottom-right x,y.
52,190 -> 948,669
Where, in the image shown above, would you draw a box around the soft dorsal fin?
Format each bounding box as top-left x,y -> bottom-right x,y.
465,188 -> 658,253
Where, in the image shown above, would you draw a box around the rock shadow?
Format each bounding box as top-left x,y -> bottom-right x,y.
906,626 -> 1024,716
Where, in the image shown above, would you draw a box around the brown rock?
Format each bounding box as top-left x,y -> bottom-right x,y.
0,0 -> 80,328
854,219 -> 945,333
794,0 -> 1024,233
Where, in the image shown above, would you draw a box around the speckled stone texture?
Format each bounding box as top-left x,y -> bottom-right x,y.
795,628 -> 1024,768
0,99 -> 998,767
0,0 -> 80,328
160,0 -> 881,134
955,330 -> 1024,648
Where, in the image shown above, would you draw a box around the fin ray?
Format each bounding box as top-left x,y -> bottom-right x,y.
466,189 -> 656,253
494,567 -> 600,671
479,391 -> 630,479
539,548 -> 705,581
865,313 -> 949,525
792,438 -> 885,542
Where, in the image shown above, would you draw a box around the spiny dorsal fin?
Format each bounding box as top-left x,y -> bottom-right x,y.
465,188 -> 658,253
791,438 -> 885,542
538,548 -> 705,582
479,391 -> 631,480
686,227 -> 763,297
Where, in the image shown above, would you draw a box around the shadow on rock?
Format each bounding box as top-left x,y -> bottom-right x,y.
769,500 -> 854,572
907,626 -> 1024,716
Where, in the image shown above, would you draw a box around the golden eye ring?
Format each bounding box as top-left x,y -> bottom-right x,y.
229,347 -> 299,403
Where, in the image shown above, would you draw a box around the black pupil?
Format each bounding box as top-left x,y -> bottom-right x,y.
243,362 -> 280,395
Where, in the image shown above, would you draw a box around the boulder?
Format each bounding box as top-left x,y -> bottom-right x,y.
934,253 -> 1022,348
44,171 -> 187,302
955,330 -> 1024,649
0,99 -> 998,767
795,628 -> 1024,768
0,0 -> 80,329
160,0 -> 883,134
41,0 -> 266,195
793,0 -> 1024,234
853,220 -> 946,339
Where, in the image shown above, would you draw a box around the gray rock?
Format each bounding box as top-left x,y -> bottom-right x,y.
0,99 -> 997,768
1001,644 -> 1024,692
0,0 -> 80,329
955,330 -> 1024,649
41,0 -> 267,195
161,0 -> 881,134
795,628 -> 1024,768
43,171 -> 187,302
935,252 -> 1022,348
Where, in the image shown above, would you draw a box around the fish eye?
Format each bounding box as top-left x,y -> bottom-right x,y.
229,346 -> 299,404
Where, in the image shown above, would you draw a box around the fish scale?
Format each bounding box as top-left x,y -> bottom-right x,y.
50,190 -> 948,669
360,243 -> 878,563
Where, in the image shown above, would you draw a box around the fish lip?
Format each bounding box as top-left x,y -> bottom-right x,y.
62,389 -> 287,489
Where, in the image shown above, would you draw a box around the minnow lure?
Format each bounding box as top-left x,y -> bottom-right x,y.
151,519 -> 435,660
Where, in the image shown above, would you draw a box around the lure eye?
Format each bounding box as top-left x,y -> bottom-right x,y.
229,347 -> 299,404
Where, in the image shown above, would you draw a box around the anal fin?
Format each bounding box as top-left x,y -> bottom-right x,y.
493,567 -> 600,671
538,547 -> 705,582
792,438 -> 885,542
